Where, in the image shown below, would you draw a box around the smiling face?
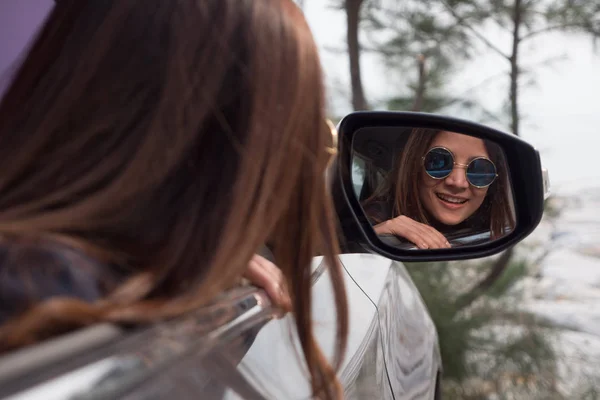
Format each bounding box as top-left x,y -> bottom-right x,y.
418,131 -> 491,226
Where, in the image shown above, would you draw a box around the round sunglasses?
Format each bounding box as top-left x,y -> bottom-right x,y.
422,147 -> 498,188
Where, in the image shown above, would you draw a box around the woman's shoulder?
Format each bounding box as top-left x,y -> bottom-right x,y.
0,236 -> 119,324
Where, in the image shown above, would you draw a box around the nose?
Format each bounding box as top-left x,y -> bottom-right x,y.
444,165 -> 469,189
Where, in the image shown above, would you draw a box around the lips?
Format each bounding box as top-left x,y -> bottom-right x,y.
436,193 -> 468,204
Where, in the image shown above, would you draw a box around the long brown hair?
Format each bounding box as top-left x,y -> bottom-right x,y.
0,0 -> 347,398
363,128 -> 515,238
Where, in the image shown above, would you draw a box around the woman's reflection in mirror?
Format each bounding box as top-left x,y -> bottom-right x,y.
362,129 -> 515,249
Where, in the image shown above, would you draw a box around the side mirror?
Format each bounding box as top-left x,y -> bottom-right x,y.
335,111 -> 548,262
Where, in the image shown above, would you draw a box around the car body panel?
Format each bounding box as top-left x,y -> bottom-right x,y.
223,255 -> 391,399
339,254 -> 441,399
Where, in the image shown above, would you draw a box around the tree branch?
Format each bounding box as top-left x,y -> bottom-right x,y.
490,15 -> 513,34
438,0 -> 511,61
436,98 -> 506,126
454,247 -> 515,310
521,21 -> 600,41
454,69 -> 510,97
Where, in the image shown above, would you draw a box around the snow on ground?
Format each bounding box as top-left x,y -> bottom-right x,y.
518,183 -> 600,392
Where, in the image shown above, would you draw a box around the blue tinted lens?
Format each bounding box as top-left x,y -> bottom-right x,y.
424,148 -> 454,178
467,158 -> 497,187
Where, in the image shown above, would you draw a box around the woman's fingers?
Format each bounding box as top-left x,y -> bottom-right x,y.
376,216 -> 450,249
408,222 -> 450,249
422,224 -> 451,249
381,217 -> 430,249
392,216 -> 433,249
409,226 -> 440,249
243,254 -> 292,313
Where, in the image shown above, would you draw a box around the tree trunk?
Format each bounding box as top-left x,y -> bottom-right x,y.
411,54 -> 427,111
346,0 -> 369,110
509,0 -> 522,137
455,247 -> 515,310
458,0 -> 524,311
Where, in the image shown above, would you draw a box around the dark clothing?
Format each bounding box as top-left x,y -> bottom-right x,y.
0,239 -> 272,359
0,237 -> 121,325
0,238 -> 271,398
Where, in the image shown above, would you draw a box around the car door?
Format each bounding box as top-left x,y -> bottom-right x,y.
226,255 -> 394,400
229,254 -> 441,399
339,253 -> 442,400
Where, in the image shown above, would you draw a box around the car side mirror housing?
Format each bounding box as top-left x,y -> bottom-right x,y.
333,111 -> 548,262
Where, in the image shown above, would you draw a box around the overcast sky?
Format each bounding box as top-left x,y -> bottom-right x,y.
2,0 -> 598,188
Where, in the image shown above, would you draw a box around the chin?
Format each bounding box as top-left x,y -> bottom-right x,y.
436,214 -> 467,226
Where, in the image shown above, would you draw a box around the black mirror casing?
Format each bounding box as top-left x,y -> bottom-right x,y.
333,111 -> 545,262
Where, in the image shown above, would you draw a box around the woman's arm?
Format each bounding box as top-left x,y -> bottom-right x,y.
373,216 -> 451,250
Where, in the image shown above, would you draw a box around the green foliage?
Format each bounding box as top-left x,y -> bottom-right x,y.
404,261 -> 486,380
484,258 -> 527,298
529,1 -> 600,39
387,95 -> 450,113
404,258 -> 562,397
579,386 -> 600,400
362,0 -> 600,122
363,0 -> 475,111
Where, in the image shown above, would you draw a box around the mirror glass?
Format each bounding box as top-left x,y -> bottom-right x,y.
351,126 -> 516,250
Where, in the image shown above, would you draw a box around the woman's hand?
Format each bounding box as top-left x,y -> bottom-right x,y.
374,215 -> 451,249
243,254 -> 292,313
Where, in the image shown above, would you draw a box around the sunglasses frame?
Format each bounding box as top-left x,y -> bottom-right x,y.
422,146 -> 498,189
